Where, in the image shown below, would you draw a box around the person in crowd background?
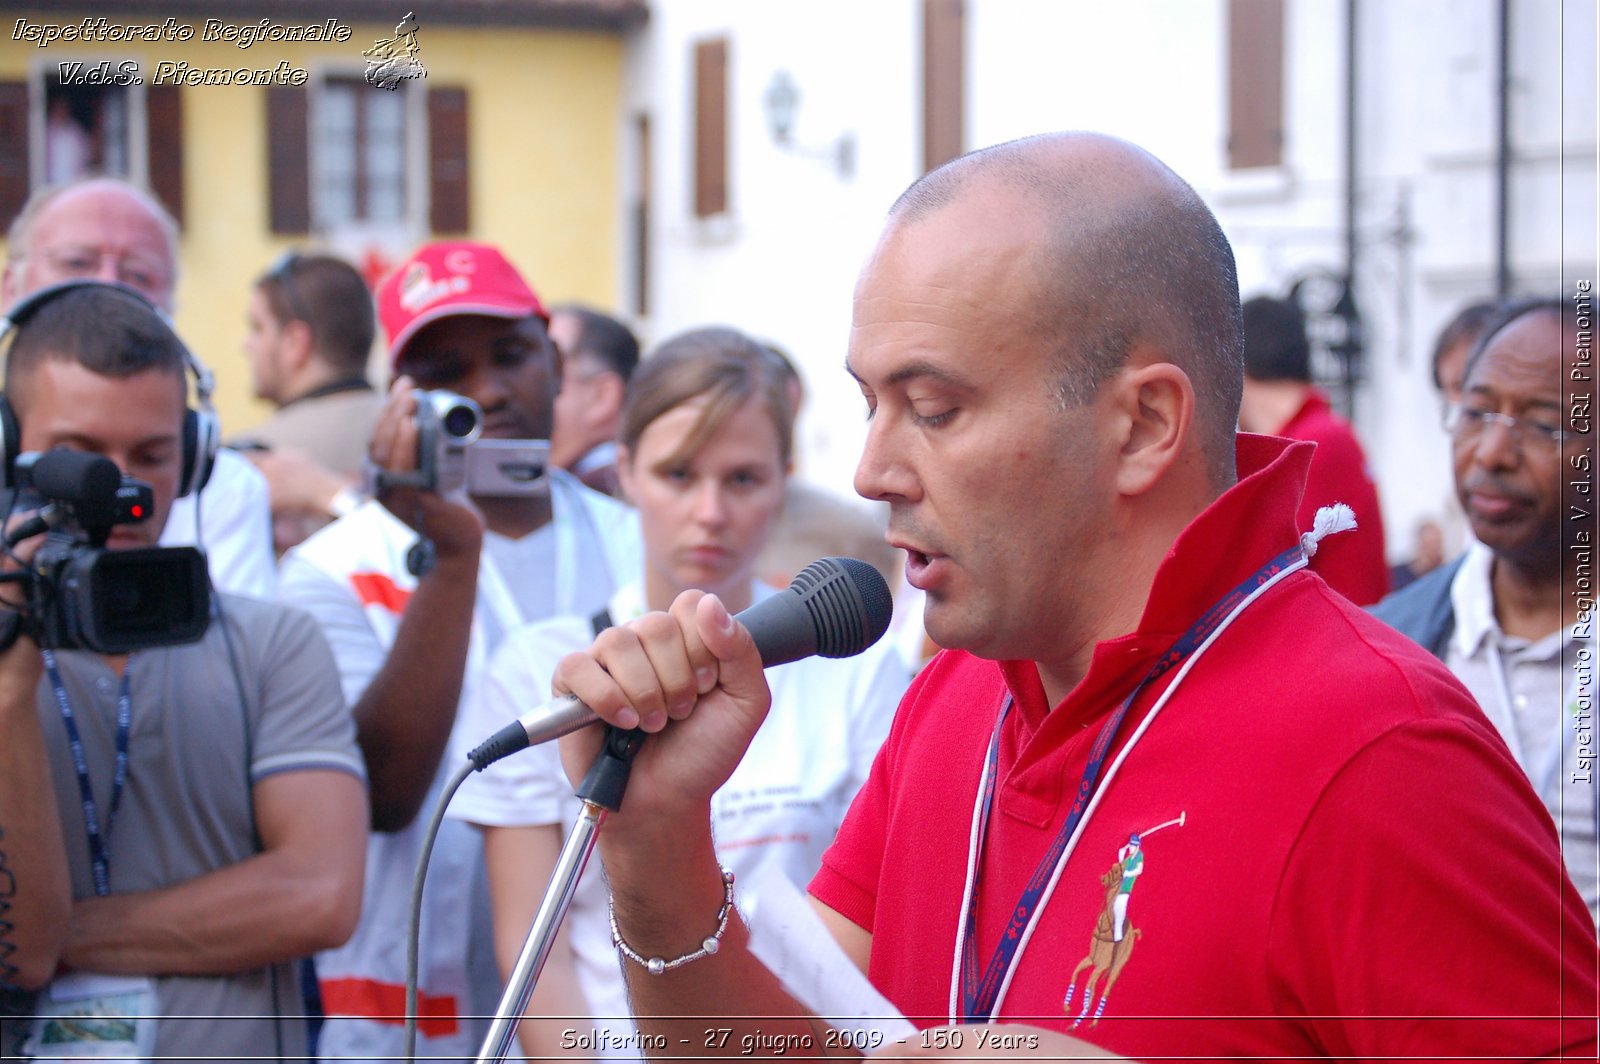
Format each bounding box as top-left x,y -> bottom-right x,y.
2,177 -> 275,599
0,282 -> 366,1059
1388,516 -> 1446,593
232,251 -> 385,555
548,303 -> 640,498
42,97 -> 92,185
1373,296 -> 1597,922
1237,293 -> 1389,605
754,343 -> 899,591
450,326 -> 907,1060
548,132 -> 1596,1060
1428,298 -> 1503,558
1432,299 -> 1502,410
752,344 -> 921,672
277,241 -> 641,1062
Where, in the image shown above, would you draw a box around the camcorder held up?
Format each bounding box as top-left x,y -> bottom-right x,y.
365,390 -> 554,578
368,389 -> 551,499
0,450 -> 210,653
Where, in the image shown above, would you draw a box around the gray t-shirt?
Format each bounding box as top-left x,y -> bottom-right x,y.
30,593 -> 363,1060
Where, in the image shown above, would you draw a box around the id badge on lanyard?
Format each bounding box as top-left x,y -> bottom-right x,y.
31,654 -> 157,1062
26,972 -> 158,1062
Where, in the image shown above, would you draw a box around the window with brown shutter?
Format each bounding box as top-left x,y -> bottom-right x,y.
922,0 -> 965,173
694,37 -> 728,218
314,76 -> 409,228
0,82 -> 29,225
146,85 -> 184,226
7,77 -> 186,229
428,87 -> 470,233
266,86 -> 311,234
1227,0 -> 1286,169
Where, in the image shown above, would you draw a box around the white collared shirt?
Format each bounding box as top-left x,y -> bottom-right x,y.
1445,542 -> 1598,922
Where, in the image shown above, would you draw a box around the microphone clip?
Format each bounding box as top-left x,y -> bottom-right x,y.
575,725 -> 646,812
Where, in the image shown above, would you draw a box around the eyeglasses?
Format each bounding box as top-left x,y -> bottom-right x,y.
1443,403 -> 1569,450
266,251 -> 311,324
36,246 -> 170,303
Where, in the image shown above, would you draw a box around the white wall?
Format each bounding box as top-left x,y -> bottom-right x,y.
631,0 -> 1597,558
623,0 -> 922,498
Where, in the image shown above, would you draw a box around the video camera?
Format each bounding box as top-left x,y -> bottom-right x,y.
370,390 -> 551,498
1,450 -> 210,653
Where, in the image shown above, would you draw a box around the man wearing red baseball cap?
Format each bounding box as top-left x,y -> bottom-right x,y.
279,241 -> 642,1062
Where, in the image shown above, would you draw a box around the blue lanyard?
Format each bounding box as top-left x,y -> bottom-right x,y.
957,545 -> 1304,1023
43,649 -> 135,898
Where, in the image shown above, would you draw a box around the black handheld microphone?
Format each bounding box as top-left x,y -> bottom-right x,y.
466,556 -> 894,770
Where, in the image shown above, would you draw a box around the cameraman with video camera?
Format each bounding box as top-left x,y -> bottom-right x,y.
278,242 -> 641,1062
0,282 -> 367,1059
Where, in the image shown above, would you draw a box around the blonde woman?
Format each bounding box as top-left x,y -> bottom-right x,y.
449,327 -> 908,1059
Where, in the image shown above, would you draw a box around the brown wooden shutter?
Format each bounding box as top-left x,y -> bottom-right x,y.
0,82 -> 29,225
146,85 -> 184,226
428,86 -> 470,234
1228,0 -> 1285,169
922,0 -> 965,173
266,86 -> 310,234
693,37 -> 728,218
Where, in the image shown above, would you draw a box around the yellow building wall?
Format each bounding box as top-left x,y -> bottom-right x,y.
0,16 -> 625,434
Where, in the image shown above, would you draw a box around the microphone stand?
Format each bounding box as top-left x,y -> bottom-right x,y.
474,725 -> 645,1064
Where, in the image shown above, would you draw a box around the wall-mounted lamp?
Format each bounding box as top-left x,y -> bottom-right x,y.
763,69 -> 855,180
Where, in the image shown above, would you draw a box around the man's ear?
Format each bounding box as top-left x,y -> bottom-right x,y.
282,318 -> 316,373
615,443 -> 637,505
593,371 -> 627,423
549,341 -> 566,396
1110,356 -> 1194,497
1,262 -> 21,310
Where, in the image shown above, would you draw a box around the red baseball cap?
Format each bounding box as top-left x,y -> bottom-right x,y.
375,241 -> 548,365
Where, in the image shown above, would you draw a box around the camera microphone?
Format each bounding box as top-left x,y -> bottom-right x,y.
17,450 -> 121,506
466,556 -> 894,770
12,451 -> 156,545
5,450 -> 209,653
9,451 -> 122,545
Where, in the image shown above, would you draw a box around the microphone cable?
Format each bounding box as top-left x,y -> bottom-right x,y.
396,556 -> 893,1061
402,757 -> 477,1063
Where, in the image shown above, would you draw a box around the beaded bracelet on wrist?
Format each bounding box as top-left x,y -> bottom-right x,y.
610,866 -> 736,976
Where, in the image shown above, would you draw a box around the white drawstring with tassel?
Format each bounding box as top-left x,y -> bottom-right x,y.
1300,502 -> 1358,558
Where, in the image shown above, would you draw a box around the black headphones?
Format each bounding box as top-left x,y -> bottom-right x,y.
0,279 -> 219,498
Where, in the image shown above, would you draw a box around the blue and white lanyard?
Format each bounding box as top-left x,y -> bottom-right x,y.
43,648 -> 135,898
952,545 -> 1307,1023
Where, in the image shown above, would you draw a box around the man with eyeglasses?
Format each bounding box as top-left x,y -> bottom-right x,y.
233,252 -> 384,554
1375,296 -> 1597,922
2,177 -> 275,598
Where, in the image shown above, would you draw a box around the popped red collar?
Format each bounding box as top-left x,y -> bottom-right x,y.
999,433 -> 1314,724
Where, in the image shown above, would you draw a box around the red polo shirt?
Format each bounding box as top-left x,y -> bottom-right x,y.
812,434 -> 1596,1060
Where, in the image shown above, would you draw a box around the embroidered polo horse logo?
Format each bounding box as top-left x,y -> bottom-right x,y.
1062,811 -> 1185,1028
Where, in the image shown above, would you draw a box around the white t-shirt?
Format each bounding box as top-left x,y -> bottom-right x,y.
449,580 -> 910,1056
161,448 -> 275,599
277,474 -> 643,1062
